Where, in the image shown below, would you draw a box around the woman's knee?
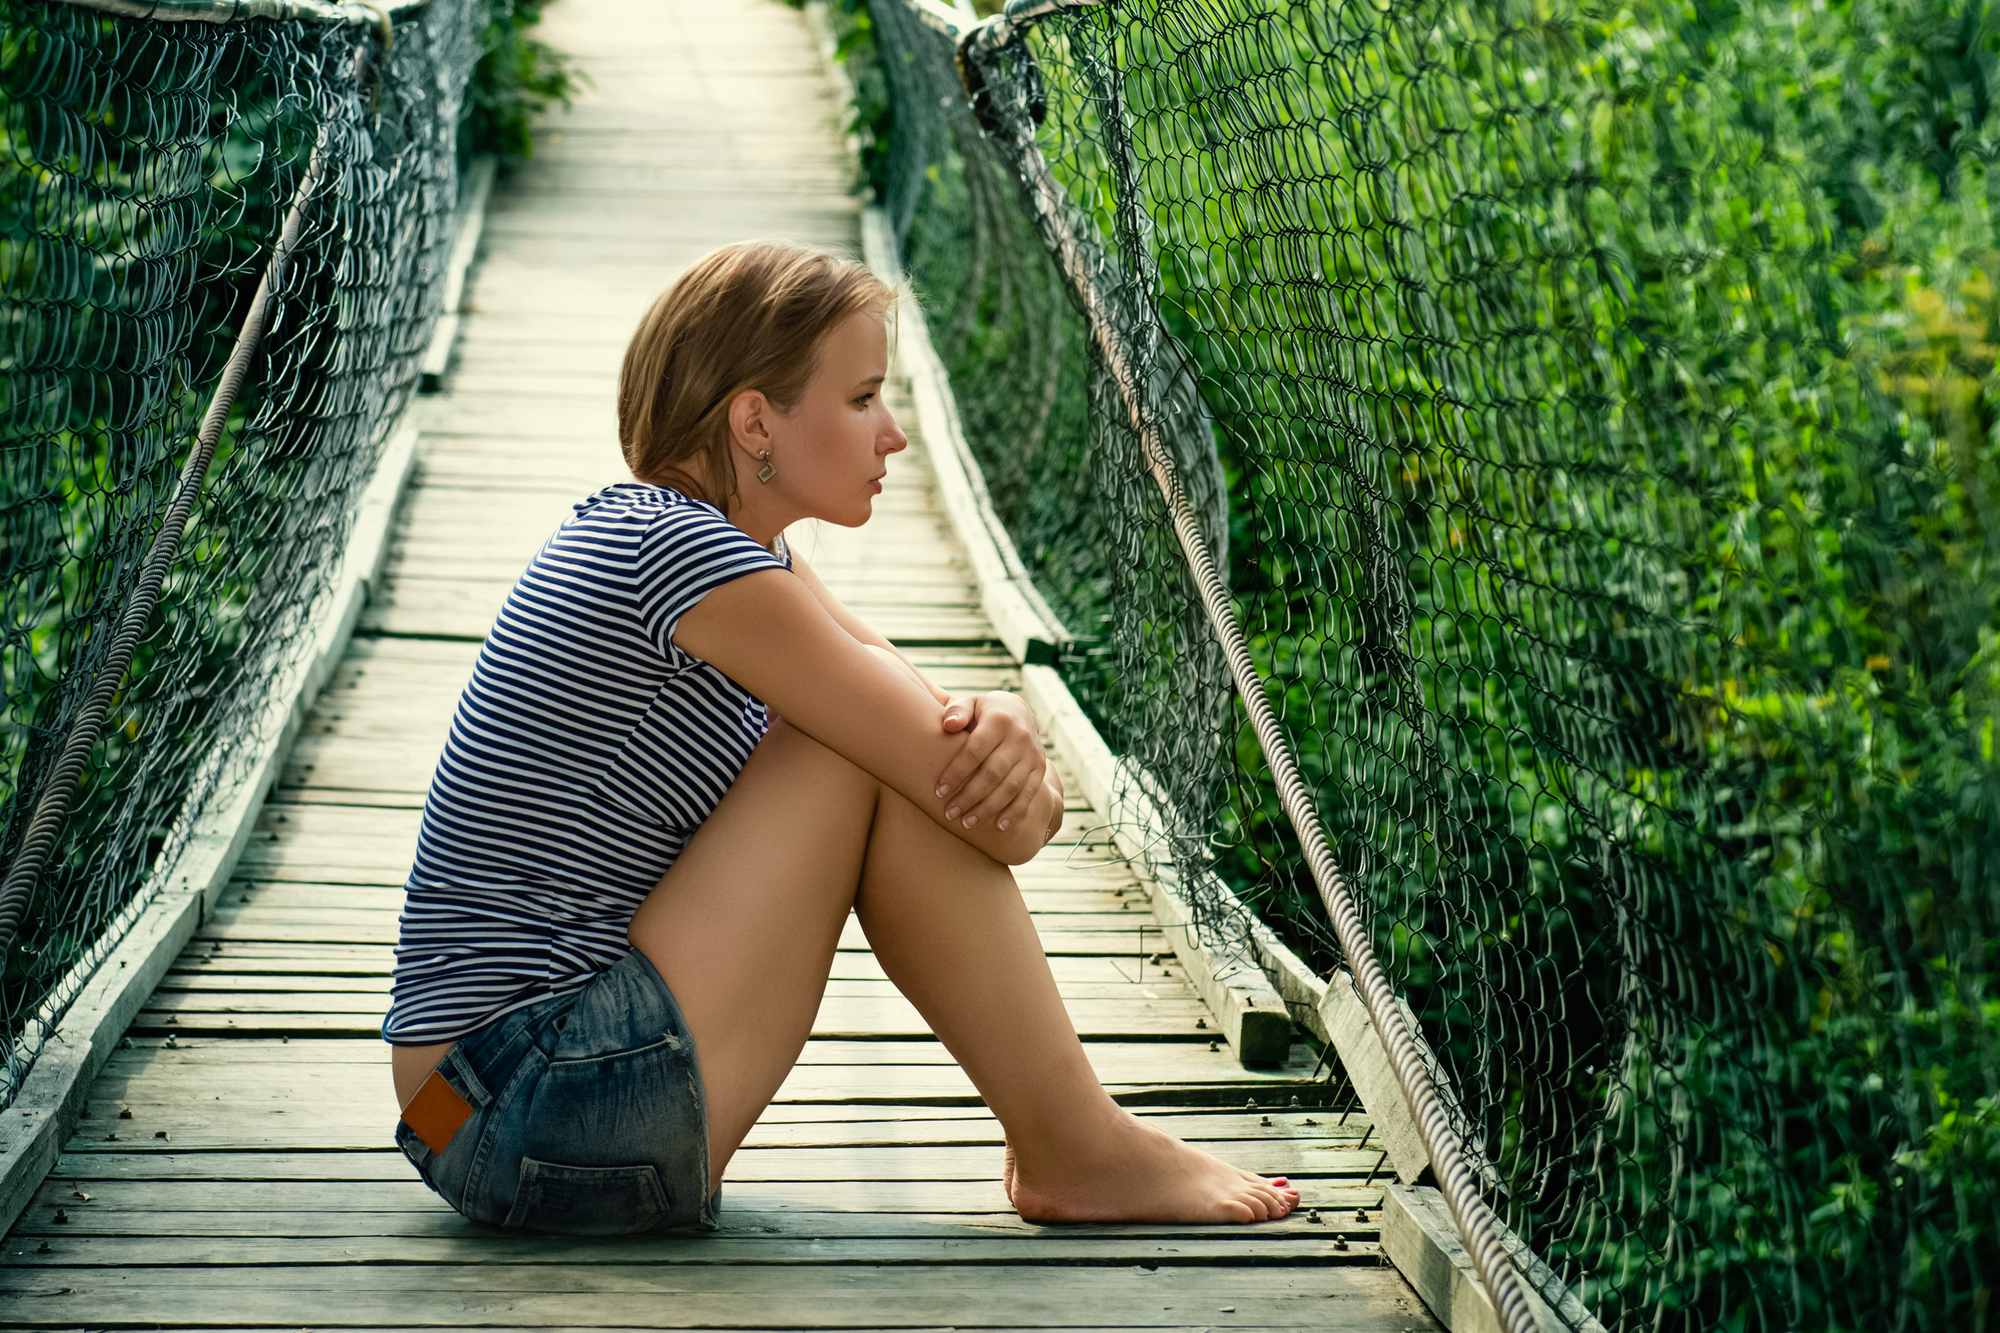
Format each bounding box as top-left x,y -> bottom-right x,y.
864,781 -> 1011,879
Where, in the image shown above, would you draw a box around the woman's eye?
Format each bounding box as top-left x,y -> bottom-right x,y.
855,394 -> 874,407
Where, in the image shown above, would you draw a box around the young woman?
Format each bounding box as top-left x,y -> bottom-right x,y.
384,240 -> 1299,1234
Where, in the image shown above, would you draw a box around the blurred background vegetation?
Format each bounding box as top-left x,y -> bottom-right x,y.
462,0 -> 581,164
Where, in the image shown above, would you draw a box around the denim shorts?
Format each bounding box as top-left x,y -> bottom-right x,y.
394,948 -> 717,1235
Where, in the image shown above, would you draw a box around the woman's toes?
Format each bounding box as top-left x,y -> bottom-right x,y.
1248,1183 -> 1293,1217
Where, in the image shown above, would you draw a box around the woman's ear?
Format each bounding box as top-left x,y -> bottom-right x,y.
727,388 -> 773,463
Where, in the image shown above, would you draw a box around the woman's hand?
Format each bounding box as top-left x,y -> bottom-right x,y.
935,693 -> 1051,834
677,570 -> 1061,864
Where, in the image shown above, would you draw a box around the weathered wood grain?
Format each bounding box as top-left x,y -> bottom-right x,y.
23,1177 -> 1390,1219
0,1261 -> 1435,1329
5,1234 -> 1382,1269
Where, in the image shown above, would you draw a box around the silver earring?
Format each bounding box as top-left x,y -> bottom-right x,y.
756,450 -> 775,484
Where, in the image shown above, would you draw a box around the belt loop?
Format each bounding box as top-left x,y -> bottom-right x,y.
442,1044 -> 493,1108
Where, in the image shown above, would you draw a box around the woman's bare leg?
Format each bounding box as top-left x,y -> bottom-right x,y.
628,717 -> 1297,1222
852,785 -> 1295,1223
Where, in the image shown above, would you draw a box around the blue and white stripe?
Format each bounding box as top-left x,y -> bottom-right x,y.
384,483 -> 788,1046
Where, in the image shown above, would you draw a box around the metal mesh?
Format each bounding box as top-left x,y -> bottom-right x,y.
859,0 -> 2000,1328
0,0 -> 480,1100
857,0 -> 1105,637
853,0 -> 1243,886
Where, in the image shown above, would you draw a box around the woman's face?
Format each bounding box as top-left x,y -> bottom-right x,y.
764,309 -> 907,528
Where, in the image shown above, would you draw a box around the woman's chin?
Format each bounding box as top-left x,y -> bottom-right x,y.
820,499 -> 874,529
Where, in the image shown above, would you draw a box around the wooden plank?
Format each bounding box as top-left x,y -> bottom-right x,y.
231,806 -> 1119,856
56,1109 -> 1371,1154
85,1037 -> 1321,1083
73,1068 -> 1321,1113
4,1234 -> 1378,1268
130,996 -> 1218,1043
46,1119 -> 1376,1161
147,972 -> 1186,997
131,948 -> 1195,986
202,896 -> 1174,938
0,1261 -> 1435,1329
191,919 -> 1203,958
361,583 -> 999,642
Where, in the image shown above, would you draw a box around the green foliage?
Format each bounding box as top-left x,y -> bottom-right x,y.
821,0 -> 896,205
855,0 -> 2000,1326
460,0 -> 581,163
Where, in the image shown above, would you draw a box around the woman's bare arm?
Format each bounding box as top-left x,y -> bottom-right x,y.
675,567 -> 1062,864
786,548 -> 1054,831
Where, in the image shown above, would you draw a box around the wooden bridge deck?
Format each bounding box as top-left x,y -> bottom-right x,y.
0,0 -> 1438,1326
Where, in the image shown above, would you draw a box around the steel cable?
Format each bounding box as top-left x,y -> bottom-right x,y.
957,47 -> 1540,1326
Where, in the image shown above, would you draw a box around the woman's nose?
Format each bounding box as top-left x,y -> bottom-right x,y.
882,416 -> 909,454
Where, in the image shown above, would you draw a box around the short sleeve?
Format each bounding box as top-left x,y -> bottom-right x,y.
632,498 -> 788,659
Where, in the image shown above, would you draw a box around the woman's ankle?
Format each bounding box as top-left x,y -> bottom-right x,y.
1002,1099 -> 1148,1177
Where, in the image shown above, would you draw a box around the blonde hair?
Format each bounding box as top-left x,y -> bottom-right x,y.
618,240 -> 896,504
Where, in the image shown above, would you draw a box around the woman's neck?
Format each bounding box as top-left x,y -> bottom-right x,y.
634,470 -> 789,551
724,495 -> 790,553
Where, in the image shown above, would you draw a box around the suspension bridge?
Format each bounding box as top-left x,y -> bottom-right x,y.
0,0 -> 1468,1325
10,0 -> 1986,1324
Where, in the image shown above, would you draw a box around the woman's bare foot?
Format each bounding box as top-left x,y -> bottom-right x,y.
1003,1139 -> 1018,1208
1009,1111 -> 1299,1224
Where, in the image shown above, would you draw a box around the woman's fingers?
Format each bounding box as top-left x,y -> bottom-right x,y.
934,718 -> 1004,806
956,740 -> 1048,828
944,746 -> 1015,822
933,692 -> 1048,828
960,765 -> 1033,829
934,695 -> 1024,797
992,774 -> 1043,834
939,694 -> 974,732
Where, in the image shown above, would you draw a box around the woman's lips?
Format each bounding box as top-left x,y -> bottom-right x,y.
868,477 -> 884,494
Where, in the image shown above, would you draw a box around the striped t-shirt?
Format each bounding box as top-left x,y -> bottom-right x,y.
383,483 -> 789,1046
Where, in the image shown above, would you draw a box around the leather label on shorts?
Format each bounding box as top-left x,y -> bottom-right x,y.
402,1067 -> 475,1156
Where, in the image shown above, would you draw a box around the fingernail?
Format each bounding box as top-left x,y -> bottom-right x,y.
998,818 -> 1011,830
963,815 -> 978,827
946,807 -> 960,820
936,786 -> 949,798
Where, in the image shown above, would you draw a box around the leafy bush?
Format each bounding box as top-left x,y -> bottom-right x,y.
460,0 -> 582,163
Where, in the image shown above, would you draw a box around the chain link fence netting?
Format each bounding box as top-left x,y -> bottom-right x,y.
0,0 -> 483,1102
848,0 -> 2000,1328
